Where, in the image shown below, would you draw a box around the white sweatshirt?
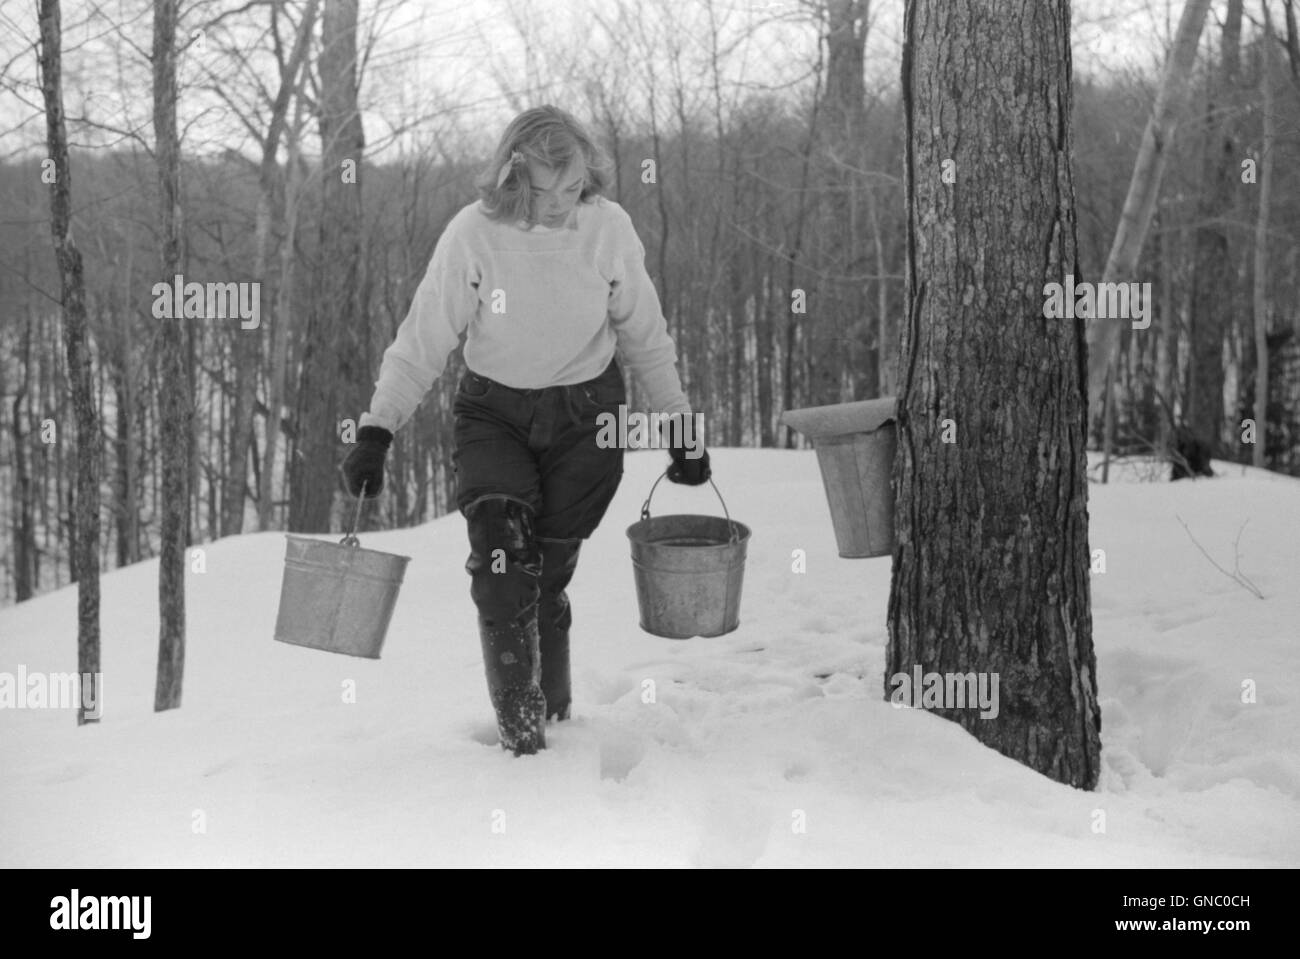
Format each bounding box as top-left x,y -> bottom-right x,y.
359,194 -> 693,433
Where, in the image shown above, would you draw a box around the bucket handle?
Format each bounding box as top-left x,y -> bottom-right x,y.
340,481 -> 367,547
639,469 -> 739,543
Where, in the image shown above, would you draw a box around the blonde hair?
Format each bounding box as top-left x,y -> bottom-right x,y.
475,105 -> 614,224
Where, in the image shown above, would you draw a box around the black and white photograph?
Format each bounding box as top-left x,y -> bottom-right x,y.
0,0 -> 1295,909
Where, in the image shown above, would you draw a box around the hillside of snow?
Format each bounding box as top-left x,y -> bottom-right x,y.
2,448 -> 1297,867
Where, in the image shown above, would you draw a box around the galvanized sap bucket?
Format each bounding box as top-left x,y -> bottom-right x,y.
273,487 -> 411,659
781,397 -> 897,558
626,470 -> 751,639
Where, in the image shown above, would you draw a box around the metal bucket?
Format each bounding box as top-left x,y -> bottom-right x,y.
781,398 -> 896,559
626,472 -> 750,639
273,493 -> 411,659
812,428 -> 896,558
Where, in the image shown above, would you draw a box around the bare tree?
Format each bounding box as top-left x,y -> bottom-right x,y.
1185,0 -> 1244,457
259,87 -> 312,531
1087,0 -> 1212,477
1282,0 -> 1300,82
37,0 -> 102,725
214,0 -> 318,537
1252,1 -> 1276,469
289,0 -> 365,532
153,0 -> 188,711
817,0 -> 872,402
10,309 -> 38,600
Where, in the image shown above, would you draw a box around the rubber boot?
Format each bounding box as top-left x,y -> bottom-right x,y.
479,611 -> 547,755
465,496 -> 546,755
537,537 -> 581,722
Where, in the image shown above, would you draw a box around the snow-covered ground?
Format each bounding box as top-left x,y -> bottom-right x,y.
1,448 -> 1297,867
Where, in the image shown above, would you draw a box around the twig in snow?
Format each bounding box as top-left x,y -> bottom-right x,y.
1174,515 -> 1265,600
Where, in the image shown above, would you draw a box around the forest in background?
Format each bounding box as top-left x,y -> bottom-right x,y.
2,0 -> 1298,608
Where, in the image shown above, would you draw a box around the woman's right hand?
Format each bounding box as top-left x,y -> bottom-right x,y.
341,426 -> 393,498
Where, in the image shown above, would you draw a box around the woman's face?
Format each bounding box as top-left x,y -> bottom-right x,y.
526,157 -> 586,227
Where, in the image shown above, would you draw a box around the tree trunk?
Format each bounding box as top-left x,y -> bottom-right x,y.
37,310 -> 54,591
1282,0 -> 1299,83
222,0 -> 317,537
754,241 -> 774,447
11,311 -> 37,601
259,99 -> 308,531
869,186 -> 891,395
153,0 -> 187,711
817,0 -> 872,406
111,335 -> 133,567
782,39 -> 825,448
890,0 -> 1100,788
1087,0 -> 1213,445
290,0 -> 365,533
1186,0 -> 1242,457
728,155 -> 746,444
52,326 -> 66,589
1155,215 -> 1176,453
38,0 -> 102,725
1253,1 -> 1275,469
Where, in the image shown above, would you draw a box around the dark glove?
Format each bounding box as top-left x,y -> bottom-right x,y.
659,414 -> 711,486
668,445 -> 711,485
341,426 -> 392,498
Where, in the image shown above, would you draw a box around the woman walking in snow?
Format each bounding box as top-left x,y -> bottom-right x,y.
342,105 -> 710,755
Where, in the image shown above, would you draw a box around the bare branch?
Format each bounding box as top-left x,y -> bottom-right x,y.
1175,515 -> 1265,599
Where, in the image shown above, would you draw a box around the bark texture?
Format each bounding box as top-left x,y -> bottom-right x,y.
890,0 -> 1101,789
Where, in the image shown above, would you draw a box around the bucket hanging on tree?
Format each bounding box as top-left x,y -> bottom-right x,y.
780,397 -> 897,559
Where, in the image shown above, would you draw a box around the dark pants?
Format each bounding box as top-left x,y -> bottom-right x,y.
452,357 -> 627,638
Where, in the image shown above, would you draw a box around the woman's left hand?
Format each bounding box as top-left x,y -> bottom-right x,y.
657,412 -> 711,485
667,445 -> 711,485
